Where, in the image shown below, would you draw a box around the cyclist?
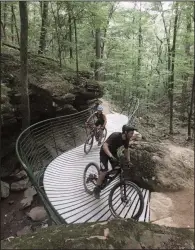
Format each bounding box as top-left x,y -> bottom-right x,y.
85,105 -> 107,146
93,125 -> 135,199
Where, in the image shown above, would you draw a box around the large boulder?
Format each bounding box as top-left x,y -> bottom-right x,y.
120,141 -> 194,192
1,219 -> 194,249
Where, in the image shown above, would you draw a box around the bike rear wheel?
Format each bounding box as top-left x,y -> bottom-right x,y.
84,134 -> 94,154
83,162 -> 100,194
108,181 -> 144,220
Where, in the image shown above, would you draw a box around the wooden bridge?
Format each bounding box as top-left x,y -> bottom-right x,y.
43,113 -> 150,224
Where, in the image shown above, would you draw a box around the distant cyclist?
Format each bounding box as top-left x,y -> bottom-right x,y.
93,125 -> 136,199
85,105 -> 107,146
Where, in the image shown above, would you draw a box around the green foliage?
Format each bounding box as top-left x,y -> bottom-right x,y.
1,1 -> 194,116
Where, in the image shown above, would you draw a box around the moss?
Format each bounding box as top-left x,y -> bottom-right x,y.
1,219 -> 194,249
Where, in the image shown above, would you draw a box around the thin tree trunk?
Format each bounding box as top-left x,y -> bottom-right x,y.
137,2 -> 142,97
181,5 -> 192,121
95,28 -> 101,81
11,5 -> 14,42
67,5 -> 73,59
11,4 -> 20,45
101,3 -> 115,58
187,76 -> 195,140
51,3 -> 62,67
160,3 -> 172,92
74,17 -> 79,81
169,2 -> 179,134
19,1 -> 30,130
3,2 -> 7,40
38,1 -> 48,54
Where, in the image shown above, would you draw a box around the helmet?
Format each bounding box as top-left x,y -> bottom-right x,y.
122,124 -> 136,133
97,105 -> 103,111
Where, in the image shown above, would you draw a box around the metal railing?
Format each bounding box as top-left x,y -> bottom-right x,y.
16,107 -> 94,224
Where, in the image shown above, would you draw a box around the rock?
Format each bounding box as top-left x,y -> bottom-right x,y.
139,231 -> 172,249
20,187 -> 37,209
16,226 -> 32,237
20,197 -> 33,209
1,181 -> 10,198
14,170 -> 27,180
152,217 -> 178,227
122,141 -> 194,191
150,192 -> 173,222
8,200 -> 14,205
11,178 -> 29,191
24,186 -> 37,197
27,206 -> 47,221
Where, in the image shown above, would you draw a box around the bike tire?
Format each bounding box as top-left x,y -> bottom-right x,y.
108,181 -> 144,220
102,127 -> 107,144
84,134 -> 94,154
83,162 -> 100,195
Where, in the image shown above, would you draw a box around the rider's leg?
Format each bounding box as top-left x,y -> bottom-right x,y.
98,127 -> 103,146
93,152 -> 108,199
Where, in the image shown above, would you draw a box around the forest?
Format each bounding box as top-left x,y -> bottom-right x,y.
1,1 -> 194,138
0,1 -> 194,243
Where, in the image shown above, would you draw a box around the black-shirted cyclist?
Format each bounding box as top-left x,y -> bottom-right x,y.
93,125 -> 135,199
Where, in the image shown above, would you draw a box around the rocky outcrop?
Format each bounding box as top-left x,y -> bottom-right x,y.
1,50 -> 103,178
1,219 -> 194,249
118,141 -> 194,192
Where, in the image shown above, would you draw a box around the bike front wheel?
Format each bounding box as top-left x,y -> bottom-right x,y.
83,162 -> 100,195
108,181 -> 144,220
84,134 -> 94,154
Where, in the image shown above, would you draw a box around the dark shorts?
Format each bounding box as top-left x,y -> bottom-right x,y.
95,119 -> 104,127
100,150 -> 117,172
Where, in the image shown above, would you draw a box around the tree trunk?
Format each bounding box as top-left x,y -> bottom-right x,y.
181,5 -> 192,121
95,28 -> 101,81
137,3 -> 142,96
169,2 -> 179,134
11,4 -> 14,43
38,1 -> 48,54
101,3 -> 115,58
51,3 -> 62,67
67,5 -> 73,59
11,4 -> 20,45
3,2 -> 7,40
74,17 -> 79,81
19,1 -> 30,130
187,76 -> 195,140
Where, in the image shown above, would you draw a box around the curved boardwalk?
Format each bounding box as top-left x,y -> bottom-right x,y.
43,113 -> 150,224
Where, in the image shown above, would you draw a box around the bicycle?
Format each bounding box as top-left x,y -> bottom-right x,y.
84,123 -> 107,154
83,156 -> 144,220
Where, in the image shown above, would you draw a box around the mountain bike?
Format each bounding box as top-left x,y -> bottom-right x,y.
83,156 -> 144,220
84,123 -> 107,154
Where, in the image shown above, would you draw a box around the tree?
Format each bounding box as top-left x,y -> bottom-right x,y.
38,1 -> 48,54
19,1 -> 30,129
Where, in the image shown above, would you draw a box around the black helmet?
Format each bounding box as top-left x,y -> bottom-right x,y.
122,124 -> 136,133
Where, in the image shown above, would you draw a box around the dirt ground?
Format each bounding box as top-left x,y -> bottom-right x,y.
1,190 -> 43,240
166,188 -> 194,228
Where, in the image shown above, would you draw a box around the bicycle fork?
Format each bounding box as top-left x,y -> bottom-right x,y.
120,183 -> 132,206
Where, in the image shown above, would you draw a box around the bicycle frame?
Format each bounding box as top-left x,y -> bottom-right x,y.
100,166 -> 122,190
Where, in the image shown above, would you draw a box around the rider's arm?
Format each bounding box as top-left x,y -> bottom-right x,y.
103,142 -> 113,158
102,114 -> 107,127
86,113 -> 95,123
